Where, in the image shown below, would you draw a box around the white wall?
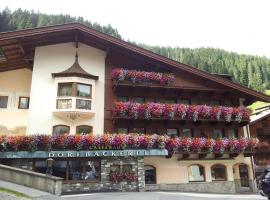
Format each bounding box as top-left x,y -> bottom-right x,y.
27,42 -> 106,135
0,68 -> 32,135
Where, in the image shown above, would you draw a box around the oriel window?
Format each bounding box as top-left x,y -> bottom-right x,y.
18,97 -> 30,109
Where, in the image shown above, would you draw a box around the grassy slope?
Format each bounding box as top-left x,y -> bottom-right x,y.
0,187 -> 31,199
249,90 -> 270,112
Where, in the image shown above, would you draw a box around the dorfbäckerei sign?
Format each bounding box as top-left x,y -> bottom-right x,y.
0,149 -> 168,159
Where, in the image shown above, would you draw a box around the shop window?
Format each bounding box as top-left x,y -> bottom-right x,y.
132,97 -> 145,103
58,83 -> 72,96
53,125 -> 70,135
34,159 -> 100,182
0,96 -> 8,108
145,165 -> 156,184
18,97 -> 30,109
164,99 -> 177,104
182,128 -> 193,137
130,128 -> 145,134
117,128 -> 129,134
69,160 -> 99,181
213,129 -> 225,139
177,99 -> 191,105
211,164 -> 227,181
77,83 -> 91,98
228,129 -> 238,138
53,161 -> 67,179
117,96 -> 128,102
188,164 -> 205,182
166,128 -> 178,137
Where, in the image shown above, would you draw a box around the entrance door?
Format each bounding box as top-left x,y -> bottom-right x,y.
145,165 -> 156,184
239,164 -> 249,187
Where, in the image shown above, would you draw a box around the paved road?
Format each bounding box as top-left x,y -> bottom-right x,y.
62,192 -> 267,200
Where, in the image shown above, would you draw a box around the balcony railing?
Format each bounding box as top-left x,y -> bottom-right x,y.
54,97 -> 94,119
112,102 -> 251,123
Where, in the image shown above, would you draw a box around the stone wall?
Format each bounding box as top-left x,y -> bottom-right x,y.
62,157 -> 145,194
145,181 -> 237,194
0,164 -> 63,195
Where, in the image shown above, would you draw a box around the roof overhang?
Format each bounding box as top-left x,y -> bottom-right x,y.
0,23 -> 269,103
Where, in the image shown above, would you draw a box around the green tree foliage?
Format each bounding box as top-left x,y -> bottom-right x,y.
1,8 -> 269,92
0,8 -> 122,38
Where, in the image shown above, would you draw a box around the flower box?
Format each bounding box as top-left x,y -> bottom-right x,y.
111,68 -> 175,85
113,102 -> 251,123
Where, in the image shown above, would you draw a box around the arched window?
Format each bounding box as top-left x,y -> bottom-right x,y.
76,125 -> 93,134
53,125 -> 70,135
211,164 -> 227,181
188,164 -> 205,182
145,165 -> 156,184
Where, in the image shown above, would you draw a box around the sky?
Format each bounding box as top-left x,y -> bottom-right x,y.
1,0 -> 270,57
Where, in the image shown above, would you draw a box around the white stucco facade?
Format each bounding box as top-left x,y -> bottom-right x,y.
0,68 -> 32,135
27,42 -> 106,135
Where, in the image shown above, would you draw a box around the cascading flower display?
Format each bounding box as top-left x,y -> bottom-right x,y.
113,102 -> 251,123
0,134 -> 259,154
111,68 -> 175,85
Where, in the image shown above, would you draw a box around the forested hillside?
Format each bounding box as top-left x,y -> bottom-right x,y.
1,8 -> 270,92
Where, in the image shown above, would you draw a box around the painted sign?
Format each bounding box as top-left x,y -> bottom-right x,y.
0,149 -> 168,159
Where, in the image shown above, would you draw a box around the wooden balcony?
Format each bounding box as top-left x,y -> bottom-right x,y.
53,97 -> 94,120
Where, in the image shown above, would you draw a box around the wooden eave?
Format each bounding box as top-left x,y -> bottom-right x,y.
0,23 -> 269,103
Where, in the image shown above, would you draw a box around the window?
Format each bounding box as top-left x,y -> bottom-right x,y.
228,129 -> 238,138
58,82 -> 92,98
117,128 -> 128,134
53,125 -> 70,135
164,99 -> 177,104
188,165 -> 205,182
130,128 -> 145,134
34,159 -> 100,181
123,165 -> 132,173
166,128 -> 178,137
211,164 -> 227,181
132,97 -> 145,103
117,96 -> 128,102
198,99 -> 208,105
224,100 -> 233,107
76,125 -> 92,134
77,83 -> 91,98
210,100 -> 221,106
18,97 -> 30,109
177,99 -> 191,105
213,129 -> 225,138
58,83 -> 72,96
0,96 -> 8,108
181,128 -> 193,137
145,165 -> 156,184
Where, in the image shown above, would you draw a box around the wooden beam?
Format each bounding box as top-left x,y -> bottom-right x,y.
17,39 -> 26,56
74,30 -> 79,48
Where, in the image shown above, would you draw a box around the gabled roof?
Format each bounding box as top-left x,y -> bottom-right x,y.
0,23 -> 269,103
52,53 -> 98,80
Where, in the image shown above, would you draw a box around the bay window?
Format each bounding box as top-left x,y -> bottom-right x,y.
57,82 -> 92,98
